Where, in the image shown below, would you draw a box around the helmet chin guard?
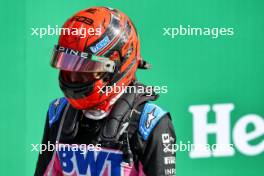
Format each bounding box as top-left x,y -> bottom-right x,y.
82,109 -> 110,120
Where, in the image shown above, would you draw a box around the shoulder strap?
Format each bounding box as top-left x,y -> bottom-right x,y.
100,88 -> 158,142
48,97 -> 68,127
138,103 -> 167,140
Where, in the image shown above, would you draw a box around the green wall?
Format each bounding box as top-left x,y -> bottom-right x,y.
0,0 -> 263,175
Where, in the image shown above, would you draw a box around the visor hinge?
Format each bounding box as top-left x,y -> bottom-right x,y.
138,60 -> 151,69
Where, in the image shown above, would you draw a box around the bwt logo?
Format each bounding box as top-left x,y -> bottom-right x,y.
189,103 -> 264,158
58,149 -> 123,176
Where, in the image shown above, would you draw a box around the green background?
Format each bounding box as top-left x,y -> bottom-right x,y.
0,0 -> 263,175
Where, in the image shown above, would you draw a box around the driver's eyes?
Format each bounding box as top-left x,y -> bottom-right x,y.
61,70 -> 105,83
93,72 -> 105,79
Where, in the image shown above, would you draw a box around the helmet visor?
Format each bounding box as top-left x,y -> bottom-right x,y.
50,45 -> 115,73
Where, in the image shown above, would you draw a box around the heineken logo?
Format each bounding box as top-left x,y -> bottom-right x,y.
189,103 -> 264,158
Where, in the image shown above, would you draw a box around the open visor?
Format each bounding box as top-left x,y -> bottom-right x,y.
50,45 -> 115,73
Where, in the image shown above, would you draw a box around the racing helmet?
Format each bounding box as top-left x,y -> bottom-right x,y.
50,7 -> 147,113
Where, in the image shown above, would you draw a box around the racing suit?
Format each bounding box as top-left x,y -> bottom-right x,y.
35,83 -> 176,176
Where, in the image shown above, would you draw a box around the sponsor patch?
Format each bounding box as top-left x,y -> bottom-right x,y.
165,168 -> 176,175
164,156 -> 175,165
90,35 -> 110,53
162,133 -> 170,143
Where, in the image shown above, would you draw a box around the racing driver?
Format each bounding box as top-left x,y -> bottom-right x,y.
35,6 -> 176,176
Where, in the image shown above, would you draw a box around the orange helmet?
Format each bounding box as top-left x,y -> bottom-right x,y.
50,7 -> 146,113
